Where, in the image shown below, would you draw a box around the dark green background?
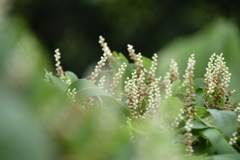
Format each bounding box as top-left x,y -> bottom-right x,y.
11,0 -> 240,77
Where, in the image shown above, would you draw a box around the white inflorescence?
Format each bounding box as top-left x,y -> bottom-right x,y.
99,36 -> 114,67
97,76 -> 106,90
204,53 -> 231,95
234,105 -> 240,122
54,49 -> 71,84
164,59 -> 179,83
124,70 -> 140,118
149,53 -> 158,77
165,80 -> 172,99
90,36 -> 113,84
54,49 -> 61,68
229,132 -> 239,145
127,44 -> 137,61
183,54 -> 196,86
110,62 -> 127,94
66,88 -> 77,103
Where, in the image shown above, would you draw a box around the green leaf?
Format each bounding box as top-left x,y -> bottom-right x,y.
68,79 -> 131,118
65,71 -> 78,82
201,128 -> 238,154
124,63 -> 135,79
195,89 -> 206,107
207,109 -> 237,137
199,115 -> 216,128
171,80 -> 181,96
206,154 -> 240,160
142,56 -> 152,71
195,106 -> 209,118
175,85 -> 188,95
190,121 -> 209,129
46,72 -> 69,92
194,78 -> 206,88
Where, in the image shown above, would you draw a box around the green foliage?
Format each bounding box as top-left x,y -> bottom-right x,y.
44,39 -> 240,159
1,16 -> 240,160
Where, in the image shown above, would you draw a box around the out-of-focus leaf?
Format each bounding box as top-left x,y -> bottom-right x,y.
124,63 -> 135,79
194,78 -> 206,88
195,106 -> 209,118
142,56 -> 152,71
190,121 -> 209,129
46,72 -> 69,92
0,84 -> 56,160
175,85 -> 188,95
171,80 -> 181,96
195,89 -> 206,107
201,128 -> 238,154
68,79 -> 131,118
199,115 -> 216,128
207,109 -> 237,137
159,97 -> 185,123
206,154 -> 240,160
65,71 -> 78,82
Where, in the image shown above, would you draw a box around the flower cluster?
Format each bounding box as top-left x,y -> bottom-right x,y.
127,44 -> 137,62
183,54 -> 196,117
110,62 -> 127,94
229,131 -> 239,145
143,77 -> 161,119
164,59 -> 179,83
89,36 -> 114,84
66,88 -> 77,103
126,117 -> 135,143
97,75 -> 106,90
171,108 -> 185,128
184,119 -> 194,154
165,80 -> 172,99
54,49 -> 71,84
182,54 -> 196,155
44,71 -> 52,82
162,59 -> 179,95
234,105 -> 240,122
204,53 -> 232,106
124,50 -> 162,119
54,49 -> 64,78
149,53 -> 158,78
99,36 -> 114,68
124,70 -> 140,118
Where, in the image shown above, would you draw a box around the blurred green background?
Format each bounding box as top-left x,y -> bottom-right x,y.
1,0 -> 240,159
7,0 -> 240,77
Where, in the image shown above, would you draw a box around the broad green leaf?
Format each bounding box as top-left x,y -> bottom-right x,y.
207,109 -> 237,137
68,79 -> 131,118
195,89 -> 206,107
199,115 -> 216,128
46,72 -> 69,92
65,71 -> 78,82
175,85 -> 188,95
194,78 -> 206,88
206,154 -> 240,160
201,128 -> 238,154
195,106 -> 209,118
171,80 -> 181,96
190,121 -> 209,129
124,63 -> 135,79
142,56 -> 152,71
